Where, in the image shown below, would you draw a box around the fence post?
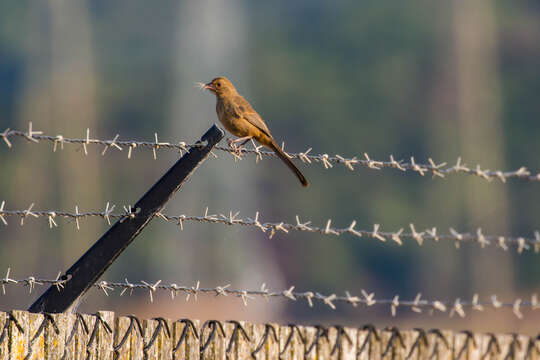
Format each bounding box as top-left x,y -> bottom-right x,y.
28,125 -> 224,314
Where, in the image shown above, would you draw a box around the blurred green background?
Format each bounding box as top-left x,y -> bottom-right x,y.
1,1 -> 540,333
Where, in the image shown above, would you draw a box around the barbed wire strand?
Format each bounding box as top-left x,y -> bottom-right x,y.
1,202 -> 539,254
2,268 -> 539,319
2,123 -> 540,183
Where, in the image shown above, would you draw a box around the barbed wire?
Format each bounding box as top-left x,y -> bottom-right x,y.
2,122 -> 540,183
2,269 -> 538,319
1,202 -> 539,254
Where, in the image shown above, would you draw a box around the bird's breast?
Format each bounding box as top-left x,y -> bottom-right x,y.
216,99 -> 249,137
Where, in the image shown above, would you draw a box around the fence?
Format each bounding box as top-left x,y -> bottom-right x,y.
2,123 -> 540,359
2,271 -> 540,320
3,123 -> 540,183
1,310 -> 539,359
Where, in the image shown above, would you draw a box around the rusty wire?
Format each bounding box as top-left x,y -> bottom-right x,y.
1,202 -> 539,254
2,123 -> 540,183
2,268 -> 539,319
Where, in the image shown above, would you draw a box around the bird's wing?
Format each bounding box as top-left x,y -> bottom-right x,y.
230,95 -> 272,137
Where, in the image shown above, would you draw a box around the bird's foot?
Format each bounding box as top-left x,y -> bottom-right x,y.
227,138 -> 243,157
227,136 -> 252,156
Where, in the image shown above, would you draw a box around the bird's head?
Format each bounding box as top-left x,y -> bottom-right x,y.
202,77 -> 237,97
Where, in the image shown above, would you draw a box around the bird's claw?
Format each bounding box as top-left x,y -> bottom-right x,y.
227,138 -> 243,157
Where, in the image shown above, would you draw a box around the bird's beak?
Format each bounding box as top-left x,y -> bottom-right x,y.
203,82 -> 216,92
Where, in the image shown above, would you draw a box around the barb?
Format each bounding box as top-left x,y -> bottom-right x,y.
2,269 -> 539,319
3,123 -> 540,183
2,124 -> 194,159
1,203 -> 540,254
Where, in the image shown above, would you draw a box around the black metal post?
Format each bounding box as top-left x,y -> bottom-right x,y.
28,125 -> 224,313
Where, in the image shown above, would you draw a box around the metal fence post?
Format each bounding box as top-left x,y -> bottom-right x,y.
28,125 -> 224,313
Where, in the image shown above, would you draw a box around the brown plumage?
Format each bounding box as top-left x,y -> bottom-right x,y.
203,76 -> 309,187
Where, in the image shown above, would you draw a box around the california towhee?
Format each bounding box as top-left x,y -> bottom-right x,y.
202,76 -> 309,187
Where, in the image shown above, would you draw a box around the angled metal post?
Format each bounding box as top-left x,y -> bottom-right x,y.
28,125 -> 224,313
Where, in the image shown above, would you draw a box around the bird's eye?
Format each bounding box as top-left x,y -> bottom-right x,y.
216,82 -> 221,87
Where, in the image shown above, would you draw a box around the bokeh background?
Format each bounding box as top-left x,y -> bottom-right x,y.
1,1 -> 540,334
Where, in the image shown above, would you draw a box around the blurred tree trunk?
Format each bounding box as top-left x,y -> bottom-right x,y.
427,1 -> 513,301
48,0 -> 101,264
166,0 -> 285,320
9,4 -> 50,273
14,1 -> 100,271
453,0 -> 514,295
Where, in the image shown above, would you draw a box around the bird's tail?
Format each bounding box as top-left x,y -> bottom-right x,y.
269,140 -> 309,187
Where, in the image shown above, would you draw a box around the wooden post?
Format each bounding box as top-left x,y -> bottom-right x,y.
8,310 -> 28,360
0,312 -> 7,359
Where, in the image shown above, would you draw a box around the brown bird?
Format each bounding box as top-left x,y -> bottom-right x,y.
202,76 -> 309,187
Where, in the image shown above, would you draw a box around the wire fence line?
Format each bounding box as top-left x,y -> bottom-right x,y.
1,202 -> 539,254
1,269 -> 539,319
3,125 -> 540,325
3,123 -> 540,183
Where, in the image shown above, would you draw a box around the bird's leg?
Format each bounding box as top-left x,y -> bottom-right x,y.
238,137 -> 252,147
227,136 -> 253,155
230,136 -> 253,145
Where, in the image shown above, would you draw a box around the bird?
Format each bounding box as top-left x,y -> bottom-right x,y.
201,76 -> 309,187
